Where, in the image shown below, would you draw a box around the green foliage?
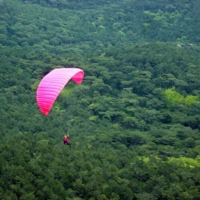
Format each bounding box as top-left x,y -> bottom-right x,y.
0,0 -> 200,55
164,87 -> 199,105
184,95 -> 199,105
1,0 -> 200,199
164,87 -> 184,104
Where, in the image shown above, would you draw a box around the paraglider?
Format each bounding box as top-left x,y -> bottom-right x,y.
36,68 -> 84,116
63,135 -> 72,148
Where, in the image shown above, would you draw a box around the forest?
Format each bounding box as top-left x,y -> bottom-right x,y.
0,0 -> 200,199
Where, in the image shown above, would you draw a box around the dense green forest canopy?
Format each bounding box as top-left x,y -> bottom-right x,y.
0,0 -> 200,199
1,0 -> 200,55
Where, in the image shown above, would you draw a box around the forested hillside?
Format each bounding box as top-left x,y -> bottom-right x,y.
0,0 -> 200,199
1,0 -> 200,55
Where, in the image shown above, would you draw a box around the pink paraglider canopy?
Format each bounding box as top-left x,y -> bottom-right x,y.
36,68 -> 84,115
